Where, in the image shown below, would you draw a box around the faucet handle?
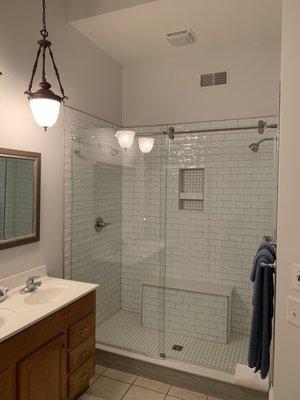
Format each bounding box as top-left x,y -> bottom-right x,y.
26,276 -> 40,285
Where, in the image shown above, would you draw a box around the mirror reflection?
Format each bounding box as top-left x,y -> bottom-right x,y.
0,149 -> 40,249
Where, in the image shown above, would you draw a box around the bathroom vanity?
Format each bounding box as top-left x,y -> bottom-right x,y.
0,266 -> 98,400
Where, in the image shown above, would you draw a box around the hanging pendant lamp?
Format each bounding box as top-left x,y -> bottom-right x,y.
25,0 -> 67,131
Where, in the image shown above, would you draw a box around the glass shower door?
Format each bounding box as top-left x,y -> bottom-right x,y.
161,118 -> 279,373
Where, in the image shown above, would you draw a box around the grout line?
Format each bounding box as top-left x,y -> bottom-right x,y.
120,381 -> 134,400
132,383 -> 171,395
101,375 -> 136,385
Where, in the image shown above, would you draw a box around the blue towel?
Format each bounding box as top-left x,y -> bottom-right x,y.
250,242 -> 276,282
248,247 -> 275,379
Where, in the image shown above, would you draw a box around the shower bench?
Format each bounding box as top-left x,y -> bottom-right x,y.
141,277 -> 233,344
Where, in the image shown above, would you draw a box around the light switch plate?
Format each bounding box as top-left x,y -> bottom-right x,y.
292,264 -> 300,291
287,296 -> 300,328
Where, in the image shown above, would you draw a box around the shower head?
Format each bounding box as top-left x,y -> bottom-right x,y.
248,138 -> 274,153
249,142 -> 260,153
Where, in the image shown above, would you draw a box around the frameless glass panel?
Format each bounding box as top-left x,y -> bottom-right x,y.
70,123 -> 168,358
162,117 -> 279,374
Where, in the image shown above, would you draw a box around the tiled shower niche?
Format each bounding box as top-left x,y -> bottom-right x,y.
179,168 -> 204,211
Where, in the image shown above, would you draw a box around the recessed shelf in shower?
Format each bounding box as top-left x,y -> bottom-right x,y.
179,168 -> 204,211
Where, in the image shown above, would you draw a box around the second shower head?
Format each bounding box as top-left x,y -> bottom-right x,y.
249,138 -> 274,153
249,142 -> 260,153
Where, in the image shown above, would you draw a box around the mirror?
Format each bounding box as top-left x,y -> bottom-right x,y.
0,148 -> 41,250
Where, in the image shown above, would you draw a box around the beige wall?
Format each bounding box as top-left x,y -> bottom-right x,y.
123,41 -> 280,126
0,0 -> 122,279
274,1 -> 300,399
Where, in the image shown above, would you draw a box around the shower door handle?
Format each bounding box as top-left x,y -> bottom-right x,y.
95,217 -> 110,233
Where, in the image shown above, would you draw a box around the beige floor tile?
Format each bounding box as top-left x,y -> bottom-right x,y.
95,364 -> 106,375
86,376 -> 130,400
166,397 -> 184,400
79,394 -> 105,400
168,386 -> 207,400
207,397 -> 222,400
134,376 -> 170,393
103,368 -> 137,384
89,373 -> 100,386
123,386 -> 165,400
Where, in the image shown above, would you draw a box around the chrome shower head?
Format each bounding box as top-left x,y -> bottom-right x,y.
249,138 -> 274,153
249,142 -> 260,153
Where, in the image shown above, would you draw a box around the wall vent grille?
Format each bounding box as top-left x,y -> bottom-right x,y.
200,71 -> 228,87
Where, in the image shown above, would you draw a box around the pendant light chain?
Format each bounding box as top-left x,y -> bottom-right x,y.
48,47 -> 67,100
41,0 -> 48,39
25,0 -> 67,101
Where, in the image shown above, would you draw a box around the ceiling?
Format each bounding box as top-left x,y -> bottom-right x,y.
69,0 -> 282,65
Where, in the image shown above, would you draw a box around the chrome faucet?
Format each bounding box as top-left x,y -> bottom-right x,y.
20,276 -> 42,294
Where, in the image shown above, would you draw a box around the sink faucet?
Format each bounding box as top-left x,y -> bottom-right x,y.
20,276 -> 42,294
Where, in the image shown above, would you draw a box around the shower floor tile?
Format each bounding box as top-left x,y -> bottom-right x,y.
96,310 -> 249,374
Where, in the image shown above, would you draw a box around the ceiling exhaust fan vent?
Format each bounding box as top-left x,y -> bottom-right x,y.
165,29 -> 197,47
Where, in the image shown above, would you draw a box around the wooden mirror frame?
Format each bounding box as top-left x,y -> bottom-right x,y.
0,148 -> 41,250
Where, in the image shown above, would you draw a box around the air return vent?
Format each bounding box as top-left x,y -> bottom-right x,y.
200,71 -> 228,87
165,29 -> 197,47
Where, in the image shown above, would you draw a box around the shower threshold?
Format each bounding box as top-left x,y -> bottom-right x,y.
96,310 -> 248,376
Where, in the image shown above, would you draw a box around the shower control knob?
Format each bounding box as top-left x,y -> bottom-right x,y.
95,217 -> 110,233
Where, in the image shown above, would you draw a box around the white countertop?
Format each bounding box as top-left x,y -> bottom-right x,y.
0,266 -> 98,343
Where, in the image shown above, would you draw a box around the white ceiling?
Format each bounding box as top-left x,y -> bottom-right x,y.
70,0 -> 282,65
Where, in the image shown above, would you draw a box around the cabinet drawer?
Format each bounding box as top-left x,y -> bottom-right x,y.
69,313 -> 94,349
69,336 -> 95,373
69,358 -> 94,399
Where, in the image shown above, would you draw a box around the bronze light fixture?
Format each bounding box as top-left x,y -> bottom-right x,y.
25,0 -> 67,131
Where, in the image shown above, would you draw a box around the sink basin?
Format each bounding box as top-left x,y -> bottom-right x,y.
0,308 -> 17,328
23,285 -> 70,305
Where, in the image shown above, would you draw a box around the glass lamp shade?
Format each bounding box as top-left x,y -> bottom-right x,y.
28,81 -> 62,130
116,130 -> 135,149
138,137 -> 155,153
29,98 -> 61,129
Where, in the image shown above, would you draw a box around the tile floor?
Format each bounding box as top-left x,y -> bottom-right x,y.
80,365 -> 223,400
96,310 -> 248,373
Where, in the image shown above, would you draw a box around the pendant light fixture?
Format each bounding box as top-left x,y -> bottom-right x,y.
25,0 -> 67,131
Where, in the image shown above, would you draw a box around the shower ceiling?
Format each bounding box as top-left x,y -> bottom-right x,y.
67,0 -> 282,64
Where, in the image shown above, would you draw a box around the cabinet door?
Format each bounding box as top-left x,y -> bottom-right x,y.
18,334 -> 67,400
0,368 -> 14,400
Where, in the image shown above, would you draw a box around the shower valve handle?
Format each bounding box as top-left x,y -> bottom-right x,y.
95,217 -> 110,233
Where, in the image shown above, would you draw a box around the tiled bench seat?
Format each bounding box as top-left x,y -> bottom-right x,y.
141,277 -> 233,344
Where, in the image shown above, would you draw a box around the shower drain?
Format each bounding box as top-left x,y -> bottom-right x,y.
172,344 -> 183,351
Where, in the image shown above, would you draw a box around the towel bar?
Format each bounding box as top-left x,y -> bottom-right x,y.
261,261 -> 276,269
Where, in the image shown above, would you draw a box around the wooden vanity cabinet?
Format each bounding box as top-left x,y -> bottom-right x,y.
0,291 -> 96,400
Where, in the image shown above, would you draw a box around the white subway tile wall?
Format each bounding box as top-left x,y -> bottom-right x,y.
64,108 -> 122,326
142,284 -> 232,343
121,117 -> 278,335
65,110 -> 278,358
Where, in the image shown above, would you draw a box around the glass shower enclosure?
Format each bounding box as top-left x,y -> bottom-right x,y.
69,113 -> 278,376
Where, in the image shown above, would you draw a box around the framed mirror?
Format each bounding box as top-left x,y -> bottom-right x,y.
0,148 -> 41,250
